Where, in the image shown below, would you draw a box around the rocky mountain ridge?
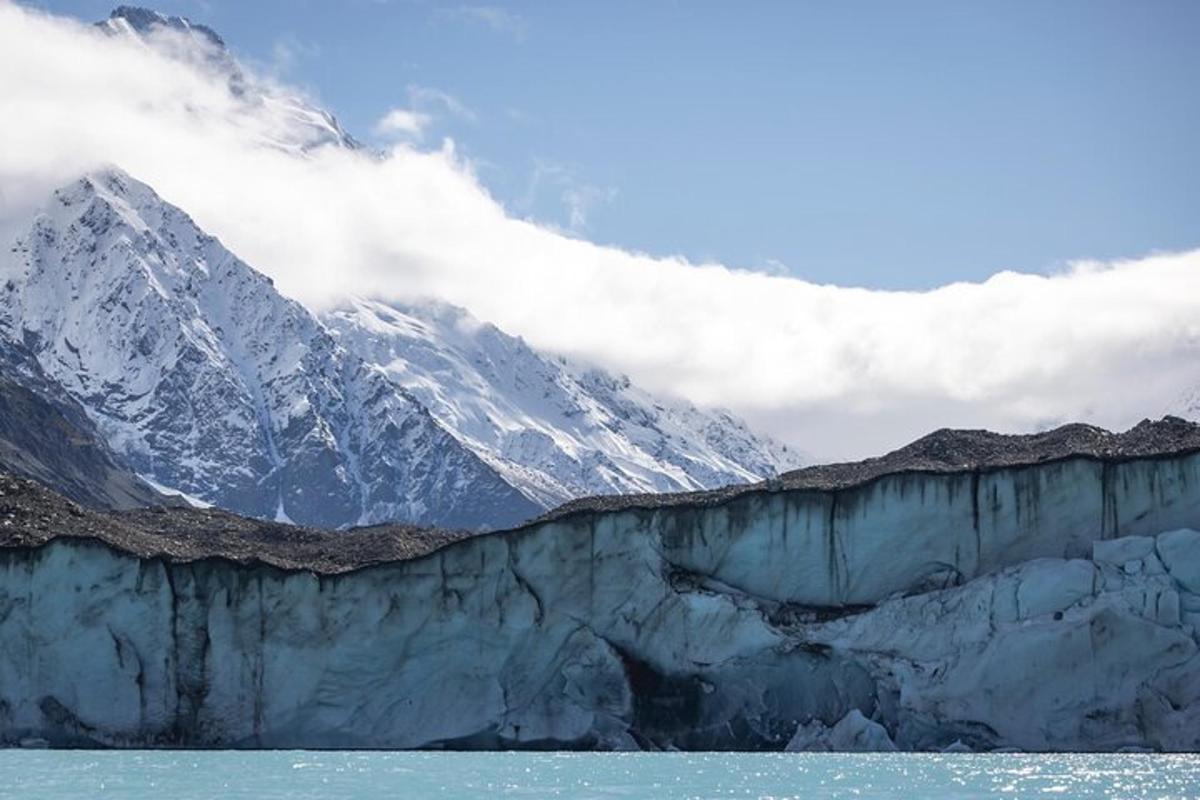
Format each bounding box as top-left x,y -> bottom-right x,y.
325,297 -> 802,510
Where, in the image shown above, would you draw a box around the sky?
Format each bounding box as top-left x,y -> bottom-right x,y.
24,0 -> 1200,289
1,1 -> 1199,461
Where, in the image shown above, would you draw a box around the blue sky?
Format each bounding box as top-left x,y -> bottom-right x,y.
29,0 -> 1200,289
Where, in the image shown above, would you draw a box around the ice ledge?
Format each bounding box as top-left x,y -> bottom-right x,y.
3,417 -> 1200,578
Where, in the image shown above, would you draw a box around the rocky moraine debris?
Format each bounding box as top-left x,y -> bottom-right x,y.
0,471 -> 467,573
541,416 -> 1200,521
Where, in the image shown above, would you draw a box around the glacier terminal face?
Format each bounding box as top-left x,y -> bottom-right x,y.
1,420 -> 1199,751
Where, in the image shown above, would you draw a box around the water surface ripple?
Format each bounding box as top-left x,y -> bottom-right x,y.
1,751 -> 1197,799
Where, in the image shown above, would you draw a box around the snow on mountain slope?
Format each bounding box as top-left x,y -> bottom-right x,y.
96,6 -> 358,153
324,297 -> 804,507
0,170 -> 539,530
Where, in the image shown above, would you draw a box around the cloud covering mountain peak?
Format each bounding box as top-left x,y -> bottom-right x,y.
101,5 -> 225,48
1,1 -> 1198,459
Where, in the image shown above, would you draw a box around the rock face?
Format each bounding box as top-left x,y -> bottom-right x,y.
324,297 -> 802,509
0,420 -> 1199,750
0,339 -> 163,511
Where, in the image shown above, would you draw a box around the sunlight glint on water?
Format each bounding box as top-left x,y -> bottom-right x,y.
0,751 -> 1198,799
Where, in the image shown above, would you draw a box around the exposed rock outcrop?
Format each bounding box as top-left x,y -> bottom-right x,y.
0,339 -> 164,511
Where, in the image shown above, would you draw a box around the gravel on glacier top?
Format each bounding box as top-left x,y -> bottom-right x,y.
0,471 -> 468,573
2,417 -> 1199,573
538,416 -> 1200,521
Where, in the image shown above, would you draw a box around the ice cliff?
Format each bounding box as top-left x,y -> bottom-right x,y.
1,419 -> 1199,751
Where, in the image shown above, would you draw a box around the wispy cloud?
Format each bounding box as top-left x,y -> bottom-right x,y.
756,258 -> 791,277
2,1 -> 1199,460
407,84 -> 476,122
521,159 -> 616,232
562,184 -> 617,231
438,5 -> 526,41
270,32 -> 319,74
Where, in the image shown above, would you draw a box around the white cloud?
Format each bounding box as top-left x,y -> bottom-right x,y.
373,85 -> 473,142
1,0 -> 1199,461
375,107 -> 432,139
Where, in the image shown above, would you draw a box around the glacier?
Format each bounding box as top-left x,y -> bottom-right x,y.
0,419 -> 1198,751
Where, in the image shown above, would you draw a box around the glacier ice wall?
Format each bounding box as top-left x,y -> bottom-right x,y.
1,452 -> 1200,750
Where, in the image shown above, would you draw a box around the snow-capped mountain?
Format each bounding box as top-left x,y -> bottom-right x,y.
98,5 -> 225,50
0,170 -> 799,529
325,298 -> 803,508
0,7 -> 803,531
96,6 -> 358,153
0,170 -> 539,529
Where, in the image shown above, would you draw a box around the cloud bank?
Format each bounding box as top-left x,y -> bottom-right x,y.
1,1 -> 1198,459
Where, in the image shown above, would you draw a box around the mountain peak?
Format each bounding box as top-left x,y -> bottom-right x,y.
102,6 -> 225,49
61,167 -> 156,208
44,168 -> 204,265
95,7 -> 357,153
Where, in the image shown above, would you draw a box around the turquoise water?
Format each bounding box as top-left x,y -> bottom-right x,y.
0,751 -> 1198,799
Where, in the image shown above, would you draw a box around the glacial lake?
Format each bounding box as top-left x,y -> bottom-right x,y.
1,751 -> 1199,799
